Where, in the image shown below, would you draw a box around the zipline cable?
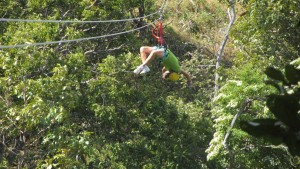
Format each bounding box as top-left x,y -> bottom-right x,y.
0,1 -> 168,49
0,11 -> 159,23
0,20 -> 158,49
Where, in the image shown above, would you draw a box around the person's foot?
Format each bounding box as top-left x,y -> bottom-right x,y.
140,65 -> 150,74
133,64 -> 145,74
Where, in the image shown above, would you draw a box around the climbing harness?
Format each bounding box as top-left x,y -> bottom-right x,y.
151,20 -> 165,47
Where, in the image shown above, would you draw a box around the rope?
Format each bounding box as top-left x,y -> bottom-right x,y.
0,11 -> 159,23
152,0 -> 168,46
152,20 -> 165,46
0,20 -> 157,49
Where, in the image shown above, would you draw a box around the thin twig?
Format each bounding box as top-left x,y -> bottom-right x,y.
0,137 -> 17,155
29,123 -> 54,146
1,11 -> 7,18
176,0 -> 184,14
87,0 -> 97,9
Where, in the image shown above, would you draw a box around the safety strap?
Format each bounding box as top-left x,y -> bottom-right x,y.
152,20 -> 165,47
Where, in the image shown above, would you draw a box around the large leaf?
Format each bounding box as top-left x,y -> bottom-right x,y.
265,67 -> 286,84
283,133 -> 300,156
240,119 -> 284,145
265,80 -> 282,92
285,64 -> 300,85
267,94 -> 300,131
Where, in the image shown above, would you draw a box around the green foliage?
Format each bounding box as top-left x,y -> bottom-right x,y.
2,0 -> 300,168
206,0 -> 300,167
2,0 -> 213,168
233,0 -> 300,65
0,46 -> 211,168
0,32 -> 211,169
84,53 -> 212,168
206,57 -> 297,168
241,63 -> 300,156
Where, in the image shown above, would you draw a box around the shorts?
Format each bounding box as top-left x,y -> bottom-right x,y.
153,46 -> 168,59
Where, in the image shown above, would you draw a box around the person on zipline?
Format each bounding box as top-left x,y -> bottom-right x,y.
133,46 -> 192,86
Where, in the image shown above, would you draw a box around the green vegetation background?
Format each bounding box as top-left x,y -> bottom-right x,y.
0,0 -> 299,168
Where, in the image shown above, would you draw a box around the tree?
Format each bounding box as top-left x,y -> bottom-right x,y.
0,1 -> 214,168
240,61 -> 300,158
206,60 -> 295,168
206,0 -> 300,167
233,0 -> 300,65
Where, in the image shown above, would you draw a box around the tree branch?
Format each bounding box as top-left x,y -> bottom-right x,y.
84,44 -> 125,55
189,0 -> 196,7
176,0 -> 184,14
223,98 -> 251,169
223,98 -> 252,148
0,136 -> 17,155
214,0 -> 236,98
86,0 -> 97,9
222,96 -> 265,168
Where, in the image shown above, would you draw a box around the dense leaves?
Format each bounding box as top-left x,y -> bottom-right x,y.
0,0 -> 215,168
207,0 -> 300,167
1,0 -> 300,168
241,64 -> 300,156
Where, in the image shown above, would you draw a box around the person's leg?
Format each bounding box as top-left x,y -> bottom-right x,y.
140,46 -> 155,63
134,47 -> 164,74
142,49 -> 164,66
138,50 -> 164,74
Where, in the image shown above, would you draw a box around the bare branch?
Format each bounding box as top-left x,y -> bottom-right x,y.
0,137 -> 17,155
5,115 -> 24,134
222,96 -> 265,168
84,44 -> 125,55
214,1 -> 236,98
222,98 -> 251,169
176,0 -> 184,14
83,25 -> 98,32
29,123 -> 54,147
227,8 -> 232,21
223,98 -> 252,148
62,10 -> 70,18
0,95 -> 9,107
189,0 -> 196,6
2,11 -> 7,18
87,0 -> 97,9
197,65 -> 215,68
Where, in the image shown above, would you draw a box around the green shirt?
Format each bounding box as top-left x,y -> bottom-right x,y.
162,49 -> 181,73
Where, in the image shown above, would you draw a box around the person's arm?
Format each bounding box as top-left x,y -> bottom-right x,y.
162,67 -> 166,73
180,70 -> 192,86
161,67 -> 166,78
